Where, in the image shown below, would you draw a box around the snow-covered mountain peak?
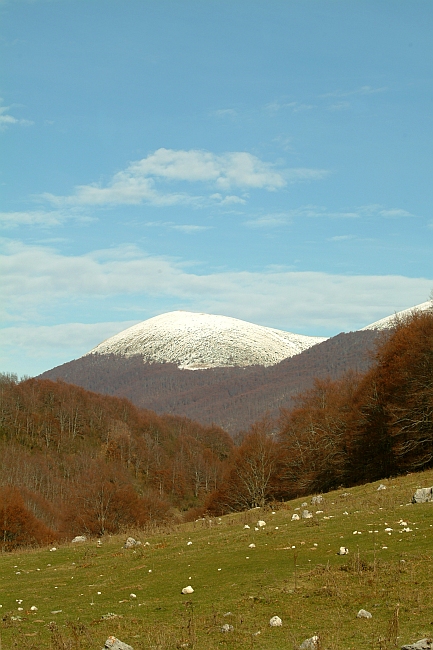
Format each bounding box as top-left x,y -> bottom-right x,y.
361,301 -> 433,331
86,310 -> 327,370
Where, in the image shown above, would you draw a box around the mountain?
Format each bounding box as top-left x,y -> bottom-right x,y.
39,303 -> 431,433
86,311 -> 327,369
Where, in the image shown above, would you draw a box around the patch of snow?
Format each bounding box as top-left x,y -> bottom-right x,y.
361,301 -> 432,331
86,311 -> 327,370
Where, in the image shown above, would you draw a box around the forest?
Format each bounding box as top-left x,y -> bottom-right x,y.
1,308 -> 432,550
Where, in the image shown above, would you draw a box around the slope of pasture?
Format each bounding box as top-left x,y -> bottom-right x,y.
1,469 -> 432,650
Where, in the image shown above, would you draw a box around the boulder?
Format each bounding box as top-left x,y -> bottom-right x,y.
302,510 -> 313,519
124,537 -> 141,549
291,513 -> 300,521
311,495 -> 324,506
103,637 -> 134,650
401,639 -> 433,650
257,520 -> 266,527
357,609 -> 372,619
71,535 -> 87,543
412,487 -> 433,503
269,615 -> 282,627
221,624 -> 234,632
299,635 -> 320,650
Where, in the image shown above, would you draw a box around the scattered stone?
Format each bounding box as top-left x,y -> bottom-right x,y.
401,638 -> 433,650
299,635 -> 320,650
187,541 -> 192,545
30,606 -> 38,611
257,520 -> 266,527
181,586 -> 194,594
221,624 -> 234,632
292,513 -> 300,521
269,615 -> 282,627
338,547 -> 349,555
51,610 -> 62,614
101,613 -> 121,620
311,495 -> 324,506
412,487 -> 433,503
103,637 -> 134,650
244,524 -> 250,529
377,484 -> 387,491
357,609 -> 372,619
72,535 -> 87,543
49,547 -> 57,552
124,537 -> 141,549
129,593 -> 137,599
301,502 -> 308,507
249,543 -> 256,548
223,612 -> 232,616
302,510 -> 313,519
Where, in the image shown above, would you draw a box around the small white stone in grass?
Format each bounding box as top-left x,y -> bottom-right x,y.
299,635 -> 320,650
275,527 -> 279,530
16,572 -> 21,575
301,502 -> 308,507
97,591 -> 101,595
315,510 -> 324,514
18,607 -> 23,611
218,568 -> 221,571
377,484 -> 387,491
50,547 -> 57,552
291,545 -> 296,549
249,543 -> 256,548
343,511 -> 349,515
313,543 -> 318,547
221,623 -> 234,632
385,527 -> 393,532
257,520 -> 266,527
130,593 -> 136,599
382,546 -> 388,549
269,615 -> 282,627
338,546 -> 349,555
255,527 -> 259,531
291,514 -> 300,521
272,511 -> 276,514
244,524 -> 250,529
187,541 -> 192,545
148,569 -> 152,573
246,556 -> 249,559
181,586 -> 194,594
357,609 -> 372,619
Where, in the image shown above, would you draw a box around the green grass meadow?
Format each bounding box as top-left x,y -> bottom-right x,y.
1,470 -> 433,650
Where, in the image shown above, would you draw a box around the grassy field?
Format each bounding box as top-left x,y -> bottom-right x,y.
1,470 -> 433,650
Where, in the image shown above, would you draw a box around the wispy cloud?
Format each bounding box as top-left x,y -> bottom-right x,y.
265,101 -> 314,114
0,99 -> 33,129
145,221 -> 212,233
2,240 -> 431,335
328,235 -> 355,241
211,108 -> 237,118
41,148 -> 327,208
0,210 -> 94,228
321,85 -> 388,99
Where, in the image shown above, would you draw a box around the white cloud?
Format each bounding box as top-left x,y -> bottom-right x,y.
0,100 -> 33,129
212,108 -> 237,117
1,240 -> 432,336
41,148 -> 327,207
321,86 -> 388,99
244,214 -> 288,228
144,221 -> 212,233
0,210 -> 93,228
265,101 -> 314,114
328,235 -> 355,241
378,208 -> 414,218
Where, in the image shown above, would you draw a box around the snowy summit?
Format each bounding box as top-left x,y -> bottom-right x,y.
361,301 -> 433,331
86,311 -> 327,370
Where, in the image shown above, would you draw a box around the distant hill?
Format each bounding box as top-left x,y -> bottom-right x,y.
40,330 -> 380,433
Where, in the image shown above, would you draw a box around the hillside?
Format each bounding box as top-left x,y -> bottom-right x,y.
40,330 -> 380,432
1,468 -> 432,649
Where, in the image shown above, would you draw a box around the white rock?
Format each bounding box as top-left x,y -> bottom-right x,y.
377,484 -> 387,491
221,624 -> 234,632
50,547 -> 57,552
269,615 -> 282,627
311,495 -> 324,506
412,487 -> 433,503
302,510 -> 313,519
187,541 -> 192,545
30,606 -> 38,611
291,513 -> 300,521
357,609 -> 372,619
181,586 -> 194,594
103,637 -> 134,650
299,635 -> 320,650
249,543 -> 256,548
338,547 -> 349,555
72,535 -> 87,543
257,520 -> 266,527
124,537 -> 141,549
130,593 -> 137,599
244,524 -> 250,529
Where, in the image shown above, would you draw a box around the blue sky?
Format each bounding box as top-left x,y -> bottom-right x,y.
1,0 -> 432,377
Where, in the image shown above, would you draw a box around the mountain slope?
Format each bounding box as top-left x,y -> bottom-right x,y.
87,311 -> 327,369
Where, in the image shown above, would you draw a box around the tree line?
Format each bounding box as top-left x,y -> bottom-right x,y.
1,308 -> 432,549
